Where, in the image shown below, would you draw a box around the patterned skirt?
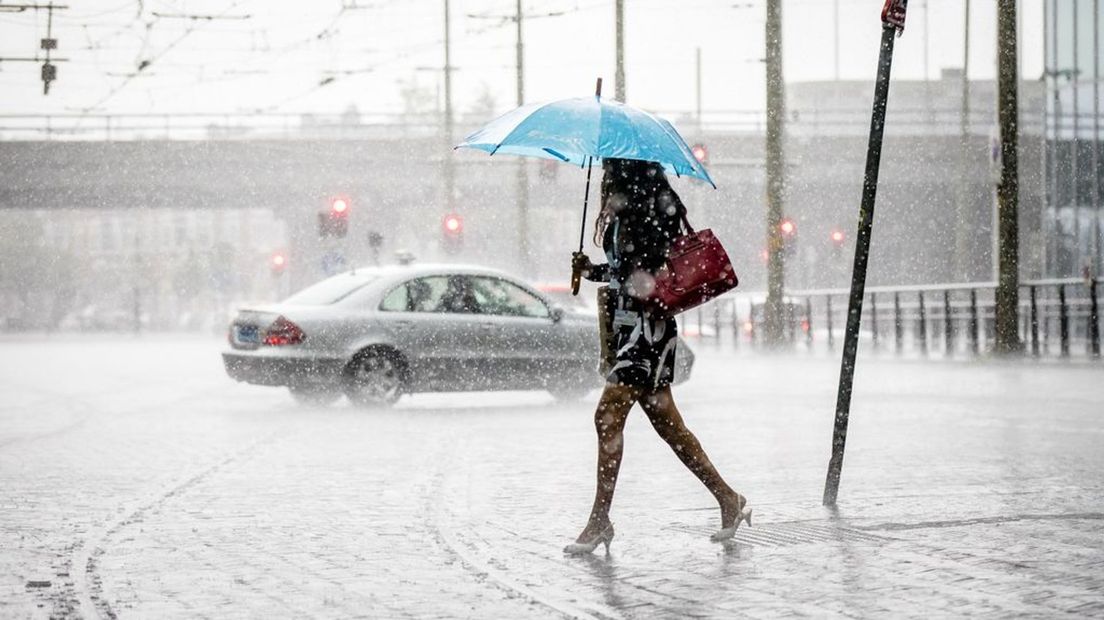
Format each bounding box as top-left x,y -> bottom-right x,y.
603,293 -> 679,390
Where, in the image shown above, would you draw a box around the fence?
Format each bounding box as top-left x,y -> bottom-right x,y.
678,277 -> 1102,360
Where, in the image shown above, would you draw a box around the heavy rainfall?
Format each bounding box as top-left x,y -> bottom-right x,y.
1,0 -> 1102,618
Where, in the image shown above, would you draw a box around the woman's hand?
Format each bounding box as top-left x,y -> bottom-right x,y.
572,252 -> 593,275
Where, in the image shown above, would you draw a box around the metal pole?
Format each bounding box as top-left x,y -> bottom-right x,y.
922,0 -> 929,81
806,297 -> 814,348
1073,0 -> 1083,270
443,0 -> 455,214
823,19 -> 901,507
1094,0 -> 1102,275
1059,283 -> 1070,356
955,0 -> 972,280
833,0 -> 840,81
894,291 -> 903,353
615,0 -> 625,101
1089,277 -> 1100,358
970,289 -> 980,355
870,293 -> 879,350
995,0 -> 1022,353
944,290 -> 954,356
1030,285 -> 1040,356
714,302 -> 722,345
764,0 -> 787,347
918,291 -> 929,355
732,301 -> 739,349
826,295 -> 835,349
696,47 -> 703,131
515,0 -> 530,275
1046,0 -> 1059,277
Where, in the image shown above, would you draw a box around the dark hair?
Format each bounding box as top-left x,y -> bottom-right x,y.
593,158 -> 680,246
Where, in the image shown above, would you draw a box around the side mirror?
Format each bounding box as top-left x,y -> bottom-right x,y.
550,305 -> 565,323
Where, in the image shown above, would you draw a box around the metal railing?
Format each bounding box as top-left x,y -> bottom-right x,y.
679,277 -> 1102,360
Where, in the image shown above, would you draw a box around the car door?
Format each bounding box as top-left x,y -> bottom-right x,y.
377,275 -> 488,390
466,275 -> 562,389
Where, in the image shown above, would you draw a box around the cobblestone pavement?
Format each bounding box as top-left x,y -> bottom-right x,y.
2,334 -> 1103,618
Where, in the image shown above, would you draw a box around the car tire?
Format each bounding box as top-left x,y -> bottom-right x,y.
344,348 -> 405,407
288,385 -> 342,406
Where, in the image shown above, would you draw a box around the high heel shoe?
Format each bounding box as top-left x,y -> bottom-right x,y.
710,505 -> 753,543
563,523 -> 615,555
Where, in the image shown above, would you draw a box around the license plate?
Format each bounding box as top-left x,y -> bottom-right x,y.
234,325 -> 260,345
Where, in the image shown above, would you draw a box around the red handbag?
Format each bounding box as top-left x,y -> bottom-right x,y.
647,215 -> 739,315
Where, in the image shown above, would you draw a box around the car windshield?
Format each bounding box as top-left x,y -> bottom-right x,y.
282,273 -> 377,305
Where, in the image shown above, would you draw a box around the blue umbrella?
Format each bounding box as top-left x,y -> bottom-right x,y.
456,78 -> 714,292
456,83 -> 714,187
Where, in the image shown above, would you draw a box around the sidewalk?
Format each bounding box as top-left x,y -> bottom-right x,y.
1,337 -> 1102,618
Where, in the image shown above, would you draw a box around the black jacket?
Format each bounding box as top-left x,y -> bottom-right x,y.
585,188 -> 684,290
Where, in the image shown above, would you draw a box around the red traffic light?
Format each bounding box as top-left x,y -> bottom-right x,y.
443,213 -> 463,235
780,219 -> 796,236
270,251 -> 287,273
830,230 -> 845,244
331,197 -> 349,215
691,143 -> 708,164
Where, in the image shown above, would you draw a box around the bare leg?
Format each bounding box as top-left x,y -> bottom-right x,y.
575,383 -> 640,542
638,386 -> 745,529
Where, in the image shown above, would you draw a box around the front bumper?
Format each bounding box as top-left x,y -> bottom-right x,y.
221,351 -> 346,387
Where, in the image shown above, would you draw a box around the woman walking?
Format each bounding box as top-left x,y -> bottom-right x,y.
564,158 -> 750,555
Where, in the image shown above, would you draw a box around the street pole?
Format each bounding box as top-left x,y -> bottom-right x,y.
834,0 -> 840,81
954,0 -> 971,281
1094,0 -> 1102,274
696,47 -> 703,131
615,0 -> 625,101
443,0 -> 455,215
1073,0 -> 1082,272
764,0 -> 787,346
824,1 -> 908,507
515,0 -> 531,275
994,0 -> 1021,353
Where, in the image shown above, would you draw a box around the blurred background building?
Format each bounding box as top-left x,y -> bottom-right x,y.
1043,0 -> 1104,279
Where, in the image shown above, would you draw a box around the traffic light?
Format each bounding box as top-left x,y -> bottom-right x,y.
830,229 -> 845,260
691,143 -> 708,165
318,196 -> 350,238
441,213 -> 463,255
270,251 -> 287,276
780,218 -> 797,258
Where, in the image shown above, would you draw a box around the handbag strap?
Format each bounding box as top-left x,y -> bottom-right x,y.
677,201 -> 695,235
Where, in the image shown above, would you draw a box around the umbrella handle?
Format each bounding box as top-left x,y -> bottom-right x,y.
573,155 -> 596,296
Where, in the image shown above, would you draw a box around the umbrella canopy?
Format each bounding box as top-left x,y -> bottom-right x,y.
456,96 -> 715,188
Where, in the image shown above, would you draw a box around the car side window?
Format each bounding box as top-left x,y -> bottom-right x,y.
379,277 -> 453,312
469,277 -> 549,318
379,284 -> 409,312
432,275 -> 481,314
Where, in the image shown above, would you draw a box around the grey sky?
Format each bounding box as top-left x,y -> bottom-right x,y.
0,1 -> 1044,118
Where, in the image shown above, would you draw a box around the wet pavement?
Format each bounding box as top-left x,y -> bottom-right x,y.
2,334 -> 1103,618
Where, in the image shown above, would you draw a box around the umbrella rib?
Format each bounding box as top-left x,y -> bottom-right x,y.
487,98 -> 574,157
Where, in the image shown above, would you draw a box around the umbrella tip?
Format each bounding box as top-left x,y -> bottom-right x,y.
595,77 -> 603,98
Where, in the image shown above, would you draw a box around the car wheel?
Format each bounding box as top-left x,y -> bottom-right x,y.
344,348 -> 405,407
288,385 -> 341,406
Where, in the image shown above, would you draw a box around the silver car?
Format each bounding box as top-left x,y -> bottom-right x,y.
221,264 -> 694,406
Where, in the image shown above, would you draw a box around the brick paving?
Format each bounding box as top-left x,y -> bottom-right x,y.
1,335 -> 1103,618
